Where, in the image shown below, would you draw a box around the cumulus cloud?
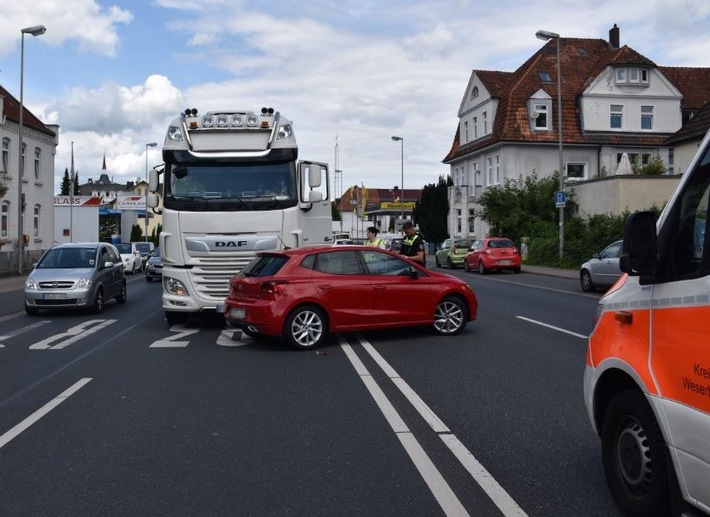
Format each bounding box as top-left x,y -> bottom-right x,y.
0,1 -> 132,57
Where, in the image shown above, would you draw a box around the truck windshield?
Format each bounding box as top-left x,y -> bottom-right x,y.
164,161 -> 297,211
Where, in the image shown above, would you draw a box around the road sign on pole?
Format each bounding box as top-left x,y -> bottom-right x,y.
554,191 -> 566,208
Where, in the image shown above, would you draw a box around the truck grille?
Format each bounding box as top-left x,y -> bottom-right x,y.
189,257 -> 254,301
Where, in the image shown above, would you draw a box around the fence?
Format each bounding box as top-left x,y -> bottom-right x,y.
0,249 -> 46,276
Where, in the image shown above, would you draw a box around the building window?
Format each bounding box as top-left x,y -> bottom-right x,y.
471,86 -> 479,99
1,138 -> 9,174
483,112 -> 488,134
464,121 -> 469,143
34,147 -> 41,181
616,67 -> 650,85
456,209 -> 462,233
566,162 -> 587,181
1,202 -> 8,237
641,106 -> 653,130
533,103 -> 549,130
610,104 -> 623,129
486,157 -> 493,186
468,209 -> 476,233
539,71 -> 552,82
33,205 -> 40,237
669,149 -> 674,174
473,117 -> 478,139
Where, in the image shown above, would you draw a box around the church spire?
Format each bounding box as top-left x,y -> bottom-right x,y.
102,152 -> 107,171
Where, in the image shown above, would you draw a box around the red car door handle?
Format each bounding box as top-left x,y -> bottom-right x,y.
317,285 -> 334,291
373,286 -> 385,291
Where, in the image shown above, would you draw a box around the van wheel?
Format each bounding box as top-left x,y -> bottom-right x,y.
601,390 -> 675,517
92,289 -> 104,314
580,270 -> 595,292
433,296 -> 467,335
283,305 -> 327,350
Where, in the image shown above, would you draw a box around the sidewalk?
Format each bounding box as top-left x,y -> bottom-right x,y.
0,273 -> 28,293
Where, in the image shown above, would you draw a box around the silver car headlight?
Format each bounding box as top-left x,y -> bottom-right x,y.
76,277 -> 92,288
164,277 -> 189,296
25,277 -> 39,290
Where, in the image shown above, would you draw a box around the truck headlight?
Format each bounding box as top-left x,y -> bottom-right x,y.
167,125 -> 184,143
277,124 -> 293,140
164,277 -> 189,296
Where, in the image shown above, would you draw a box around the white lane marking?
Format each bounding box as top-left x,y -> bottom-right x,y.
357,335 -> 528,517
149,324 -> 199,348
29,320 -> 117,350
339,338 -> 469,517
516,316 -> 588,339
0,320 -> 52,345
466,274 -> 598,298
0,378 -> 92,449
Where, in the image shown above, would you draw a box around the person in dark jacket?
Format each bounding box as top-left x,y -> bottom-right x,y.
399,221 -> 426,267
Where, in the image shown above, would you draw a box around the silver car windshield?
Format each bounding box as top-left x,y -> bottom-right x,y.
37,247 -> 97,269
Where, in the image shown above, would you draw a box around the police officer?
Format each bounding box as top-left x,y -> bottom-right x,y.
400,221 -> 426,267
365,226 -> 386,248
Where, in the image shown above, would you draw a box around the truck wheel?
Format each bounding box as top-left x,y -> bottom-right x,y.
581,270 -> 595,292
165,311 -> 188,326
601,390 -> 675,517
433,296 -> 467,335
283,305 -> 327,350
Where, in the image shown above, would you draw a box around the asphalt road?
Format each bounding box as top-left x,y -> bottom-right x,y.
0,267 -> 621,516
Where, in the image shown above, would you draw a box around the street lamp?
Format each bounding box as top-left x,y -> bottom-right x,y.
391,136 -> 404,225
16,25 -> 46,274
144,142 -> 158,241
536,29 -> 564,261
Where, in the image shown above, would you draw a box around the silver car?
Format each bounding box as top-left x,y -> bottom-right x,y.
580,239 -> 623,292
24,242 -> 127,315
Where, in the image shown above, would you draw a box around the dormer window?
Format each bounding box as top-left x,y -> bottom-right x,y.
538,71 -> 552,83
615,67 -> 650,86
531,103 -> 550,130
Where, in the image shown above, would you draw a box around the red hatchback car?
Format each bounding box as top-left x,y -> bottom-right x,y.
464,237 -> 522,274
223,246 -> 478,349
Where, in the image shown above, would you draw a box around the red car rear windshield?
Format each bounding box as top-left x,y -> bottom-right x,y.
242,255 -> 289,277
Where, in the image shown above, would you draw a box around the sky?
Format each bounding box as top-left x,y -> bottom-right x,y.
2,0 -> 710,196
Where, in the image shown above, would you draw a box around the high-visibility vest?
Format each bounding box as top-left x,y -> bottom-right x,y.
366,238 -> 385,248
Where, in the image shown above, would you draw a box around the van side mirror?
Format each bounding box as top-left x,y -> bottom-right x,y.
620,211 -> 657,275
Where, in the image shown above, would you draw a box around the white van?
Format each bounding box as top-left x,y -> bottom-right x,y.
584,131 -> 710,516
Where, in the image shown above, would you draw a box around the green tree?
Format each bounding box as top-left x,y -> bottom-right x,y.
331,200 -> 341,222
73,172 -> 81,195
60,168 -> 71,195
130,224 -> 143,242
414,175 -> 450,246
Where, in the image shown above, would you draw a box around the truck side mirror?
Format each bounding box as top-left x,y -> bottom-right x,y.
308,164 -> 322,188
620,211 -> 657,275
148,168 -> 159,192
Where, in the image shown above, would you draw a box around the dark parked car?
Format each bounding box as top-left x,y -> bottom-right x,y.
223,246 -> 478,349
24,242 -> 126,314
144,247 -> 163,282
579,239 -> 623,292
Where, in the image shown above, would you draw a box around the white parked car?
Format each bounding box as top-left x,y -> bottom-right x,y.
114,242 -> 143,274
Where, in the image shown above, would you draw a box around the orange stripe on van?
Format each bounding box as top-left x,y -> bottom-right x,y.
589,308 -> 657,394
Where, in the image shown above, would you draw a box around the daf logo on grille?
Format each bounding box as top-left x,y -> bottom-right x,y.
215,240 -> 248,247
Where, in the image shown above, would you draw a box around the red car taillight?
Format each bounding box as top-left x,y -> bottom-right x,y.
260,280 -> 289,295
